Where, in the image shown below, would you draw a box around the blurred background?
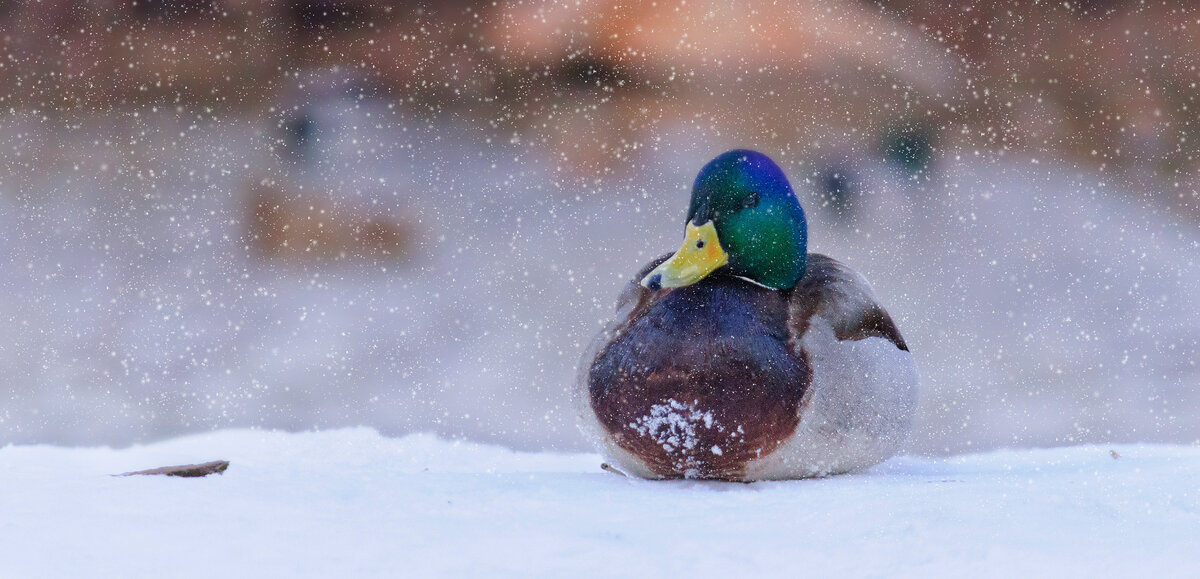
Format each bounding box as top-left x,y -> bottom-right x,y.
1,0 -> 1198,454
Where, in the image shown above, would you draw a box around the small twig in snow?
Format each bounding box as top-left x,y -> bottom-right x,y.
600,462 -> 628,477
116,460 -> 230,478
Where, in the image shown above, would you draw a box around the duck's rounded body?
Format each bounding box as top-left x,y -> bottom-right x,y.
576,150 -> 918,481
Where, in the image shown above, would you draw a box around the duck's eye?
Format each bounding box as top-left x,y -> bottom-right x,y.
696,239 -> 705,249
743,192 -> 760,209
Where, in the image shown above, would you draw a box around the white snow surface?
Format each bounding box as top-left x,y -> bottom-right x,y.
3,428 -> 1197,578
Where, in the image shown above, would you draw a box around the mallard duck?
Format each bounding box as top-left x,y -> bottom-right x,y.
577,150 -> 918,481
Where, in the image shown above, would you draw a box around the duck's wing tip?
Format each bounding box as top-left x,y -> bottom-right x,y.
789,253 -> 908,352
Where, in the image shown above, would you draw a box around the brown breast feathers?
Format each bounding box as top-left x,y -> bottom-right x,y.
587,274 -> 809,479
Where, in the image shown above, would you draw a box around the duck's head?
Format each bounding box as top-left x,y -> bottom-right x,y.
642,150 -> 807,291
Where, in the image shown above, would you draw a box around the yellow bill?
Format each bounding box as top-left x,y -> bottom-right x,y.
641,220 -> 729,290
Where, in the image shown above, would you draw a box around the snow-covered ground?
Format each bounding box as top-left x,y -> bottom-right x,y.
2,429 -> 1197,577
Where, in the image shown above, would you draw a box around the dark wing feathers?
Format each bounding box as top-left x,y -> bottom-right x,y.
788,253 -> 908,351
616,253 -> 907,351
608,253 -> 673,333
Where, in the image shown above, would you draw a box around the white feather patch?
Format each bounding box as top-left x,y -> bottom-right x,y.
744,315 -> 919,480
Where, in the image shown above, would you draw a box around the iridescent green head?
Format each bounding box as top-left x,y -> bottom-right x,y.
642,150 -> 808,291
